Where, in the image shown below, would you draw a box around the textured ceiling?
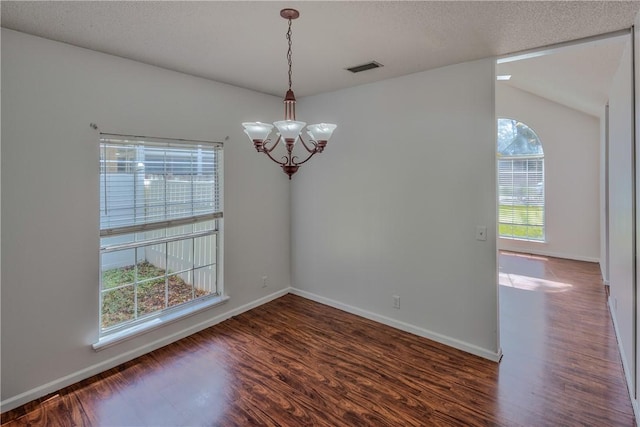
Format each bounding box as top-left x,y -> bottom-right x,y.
2,1 -> 639,100
498,34 -> 630,117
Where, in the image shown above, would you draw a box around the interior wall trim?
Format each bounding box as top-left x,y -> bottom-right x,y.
496,246 -> 601,264
631,23 -> 638,404
498,28 -> 631,64
608,297 -> 640,424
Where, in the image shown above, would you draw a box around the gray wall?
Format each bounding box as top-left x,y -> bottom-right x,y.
291,59 -> 500,360
1,29 -> 291,408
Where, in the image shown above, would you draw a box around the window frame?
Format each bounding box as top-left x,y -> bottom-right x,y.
97,134 -> 224,343
497,118 -> 545,242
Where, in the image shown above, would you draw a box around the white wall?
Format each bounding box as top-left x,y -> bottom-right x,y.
291,59 -> 500,360
607,39 -> 635,399
496,85 -> 601,262
1,29 -> 291,409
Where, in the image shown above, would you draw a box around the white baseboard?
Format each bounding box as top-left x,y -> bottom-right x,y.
499,246 -> 599,263
0,287 -> 291,413
600,266 -> 609,285
290,288 -> 502,363
607,297 -> 639,425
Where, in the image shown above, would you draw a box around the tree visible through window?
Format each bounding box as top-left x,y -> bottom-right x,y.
497,118 -> 544,241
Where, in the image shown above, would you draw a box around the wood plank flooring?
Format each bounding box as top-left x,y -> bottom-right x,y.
2,252 -> 635,426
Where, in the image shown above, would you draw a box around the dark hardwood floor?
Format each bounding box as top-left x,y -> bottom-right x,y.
2,252 -> 635,426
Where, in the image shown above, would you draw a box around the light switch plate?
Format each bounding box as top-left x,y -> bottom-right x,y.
475,225 -> 487,241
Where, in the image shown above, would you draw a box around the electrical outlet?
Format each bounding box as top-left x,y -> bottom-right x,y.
262,276 -> 268,288
393,295 -> 400,309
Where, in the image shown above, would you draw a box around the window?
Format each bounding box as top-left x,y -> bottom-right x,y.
497,118 -> 544,241
99,134 -> 222,335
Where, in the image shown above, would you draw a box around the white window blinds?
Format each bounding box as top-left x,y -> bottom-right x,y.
497,118 -> 545,241
100,135 -> 223,236
498,157 -> 545,240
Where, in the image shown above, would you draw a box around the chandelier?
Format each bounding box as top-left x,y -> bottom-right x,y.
242,8 -> 337,179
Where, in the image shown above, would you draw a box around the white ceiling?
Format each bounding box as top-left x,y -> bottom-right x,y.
498,34 -> 630,117
2,1 -> 639,109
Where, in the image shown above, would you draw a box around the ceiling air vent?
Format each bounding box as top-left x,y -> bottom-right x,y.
346,61 -> 383,73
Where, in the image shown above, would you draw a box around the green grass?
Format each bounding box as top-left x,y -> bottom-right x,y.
101,261 -> 208,329
101,261 -> 165,290
499,204 -> 544,240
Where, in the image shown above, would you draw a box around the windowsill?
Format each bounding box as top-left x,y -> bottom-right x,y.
93,295 -> 230,351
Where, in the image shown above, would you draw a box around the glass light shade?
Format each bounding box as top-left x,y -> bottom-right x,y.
307,123 -> 337,141
242,122 -> 274,141
274,120 -> 306,140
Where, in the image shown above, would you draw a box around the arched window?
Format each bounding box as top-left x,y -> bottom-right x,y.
497,118 -> 545,241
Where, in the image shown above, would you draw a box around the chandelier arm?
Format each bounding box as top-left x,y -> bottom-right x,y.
291,150 -> 319,167
261,147 -> 288,167
297,134 -> 318,154
263,135 -> 282,153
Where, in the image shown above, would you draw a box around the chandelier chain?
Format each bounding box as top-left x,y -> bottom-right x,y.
286,18 -> 293,90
